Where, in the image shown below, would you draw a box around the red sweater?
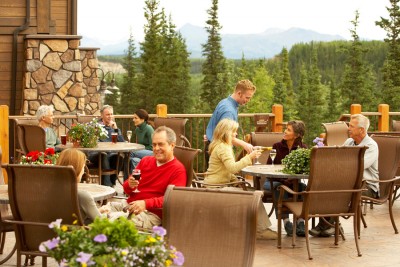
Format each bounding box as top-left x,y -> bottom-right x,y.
123,156 -> 186,218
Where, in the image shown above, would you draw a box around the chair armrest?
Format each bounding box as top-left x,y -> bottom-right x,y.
364,176 -> 400,184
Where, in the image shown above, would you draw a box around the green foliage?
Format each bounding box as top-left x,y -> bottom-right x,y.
117,31 -> 138,114
201,0 -> 229,112
376,0 -> 400,109
39,217 -> 184,267
68,119 -> 108,148
340,11 -> 378,111
282,148 -> 311,174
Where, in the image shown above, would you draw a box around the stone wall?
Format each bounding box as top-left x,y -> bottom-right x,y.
22,35 -> 101,116
80,47 -> 101,115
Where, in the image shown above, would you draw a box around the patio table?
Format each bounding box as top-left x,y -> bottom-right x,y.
56,142 -> 145,184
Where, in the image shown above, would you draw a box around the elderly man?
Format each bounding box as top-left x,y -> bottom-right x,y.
204,79 -> 257,167
102,126 -> 186,230
88,105 -> 125,187
310,114 -> 379,237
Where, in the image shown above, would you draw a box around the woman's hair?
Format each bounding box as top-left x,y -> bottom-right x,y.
287,120 -> 306,141
36,105 -> 54,121
209,119 -> 239,154
134,109 -> 149,122
56,148 -> 87,180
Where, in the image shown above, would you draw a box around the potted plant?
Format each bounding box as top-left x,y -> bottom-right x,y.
68,119 -> 108,148
40,217 -> 184,267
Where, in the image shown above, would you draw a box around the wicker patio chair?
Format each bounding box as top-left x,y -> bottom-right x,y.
322,121 -> 349,146
4,164 -> 84,267
163,185 -> 261,267
153,117 -> 189,147
16,124 -> 46,155
360,135 -> 400,234
277,146 -> 367,260
173,146 -> 201,187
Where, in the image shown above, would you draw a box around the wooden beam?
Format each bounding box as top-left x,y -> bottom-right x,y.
0,105 -> 9,183
37,0 -> 51,33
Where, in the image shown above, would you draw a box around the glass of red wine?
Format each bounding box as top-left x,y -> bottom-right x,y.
132,169 -> 141,193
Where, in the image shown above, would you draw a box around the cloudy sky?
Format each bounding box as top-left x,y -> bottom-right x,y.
78,0 -> 389,44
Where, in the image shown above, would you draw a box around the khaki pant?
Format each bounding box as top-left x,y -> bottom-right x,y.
103,201 -> 161,230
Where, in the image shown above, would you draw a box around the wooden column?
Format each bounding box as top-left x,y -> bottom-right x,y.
156,104 -> 167,118
350,104 -> 362,114
37,0 -> 51,33
378,104 -> 389,132
0,106 -> 9,183
271,104 -> 283,132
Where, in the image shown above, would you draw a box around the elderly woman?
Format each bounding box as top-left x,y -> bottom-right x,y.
36,105 -> 60,148
204,118 -> 277,240
56,148 -> 103,224
263,120 -> 307,237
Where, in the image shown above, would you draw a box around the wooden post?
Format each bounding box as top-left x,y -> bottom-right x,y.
0,106 -> 9,183
156,104 -> 167,118
378,104 -> 389,132
271,104 -> 283,132
350,104 -> 362,114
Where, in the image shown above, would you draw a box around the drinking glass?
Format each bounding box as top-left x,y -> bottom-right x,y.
132,169 -> 141,193
269,149 -> 277,166
254,146 -> 262,165
127,130 -> 132,143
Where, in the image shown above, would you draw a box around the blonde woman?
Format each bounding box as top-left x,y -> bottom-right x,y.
56,148 -> 102,224
204,118 -> 277,240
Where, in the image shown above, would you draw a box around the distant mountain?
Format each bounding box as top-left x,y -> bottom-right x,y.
80,24 -> 345,59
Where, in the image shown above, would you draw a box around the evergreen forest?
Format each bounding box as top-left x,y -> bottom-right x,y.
100,0 -> 400,146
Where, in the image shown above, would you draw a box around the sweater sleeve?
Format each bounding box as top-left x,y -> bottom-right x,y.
218,144 -> 252,174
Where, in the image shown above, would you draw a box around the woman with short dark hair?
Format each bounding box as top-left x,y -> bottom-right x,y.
130,109 -> 154,168
264,120 -> 307,237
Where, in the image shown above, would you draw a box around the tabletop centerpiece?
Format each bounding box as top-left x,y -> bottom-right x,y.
68,119 -> 108,148
39,217 -> 184,267
281,137 -> 324,175
20,147 -> 59,165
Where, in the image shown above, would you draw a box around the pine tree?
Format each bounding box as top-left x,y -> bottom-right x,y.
341,11 -> 377,111
201,0 -> 229,112
138,0 -> 164,112
305,50 -> 325,145
117,30 -> 138,114
376,0 -> 400,109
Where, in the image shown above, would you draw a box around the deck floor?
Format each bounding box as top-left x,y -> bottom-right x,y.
2,184 -> 400,266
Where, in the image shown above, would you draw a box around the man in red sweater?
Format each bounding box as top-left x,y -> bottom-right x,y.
122,126 -> 186,229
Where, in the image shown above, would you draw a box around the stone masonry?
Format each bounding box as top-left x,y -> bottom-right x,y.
23,35 -> 101,116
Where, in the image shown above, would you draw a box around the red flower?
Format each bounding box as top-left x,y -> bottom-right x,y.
45,147 -> 55,155
43,159 -> 52,164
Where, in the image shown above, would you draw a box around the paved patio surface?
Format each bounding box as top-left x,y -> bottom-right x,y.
1,183 -> 400,266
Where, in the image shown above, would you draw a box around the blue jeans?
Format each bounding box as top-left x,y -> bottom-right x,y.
130,149 -> 153,169
263,179 -> 307,219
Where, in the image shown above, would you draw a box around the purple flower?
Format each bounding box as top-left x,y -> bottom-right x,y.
313,137 -> 324,147
39,237 -> 60,252
173,251 -> 185,266
93,234 -> 107,243
152,226 -> 167,237
76,252 -> 95,266
49,219 -> 62,229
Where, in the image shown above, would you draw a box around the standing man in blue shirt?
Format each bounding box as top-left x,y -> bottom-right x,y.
204,79 -> 257,166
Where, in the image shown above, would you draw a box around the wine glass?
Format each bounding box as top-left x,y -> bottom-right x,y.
127,130 -> 132,143
269,149 -> 277,166
132,169 -> 141,193
253,146 -> 262,165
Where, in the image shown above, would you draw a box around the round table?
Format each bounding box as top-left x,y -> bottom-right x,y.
0,183 -> 116,204
56,142 -> 145,184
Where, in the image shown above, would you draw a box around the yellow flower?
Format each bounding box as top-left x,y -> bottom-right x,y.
145,236 -> 157,243
61,225 -> 68,232
121,250 -> 128,256
165,259 -> 172,266
82,263 -> 87,267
